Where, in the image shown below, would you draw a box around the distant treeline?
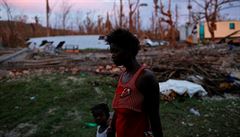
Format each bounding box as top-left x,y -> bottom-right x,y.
0,21 -> 82,48
1,0 -> 237,48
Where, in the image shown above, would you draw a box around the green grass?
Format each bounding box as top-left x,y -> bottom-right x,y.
0,73 -> 239,137
160,98 -> 240,137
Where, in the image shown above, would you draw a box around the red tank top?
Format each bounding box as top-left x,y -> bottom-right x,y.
112,66 -> 149,137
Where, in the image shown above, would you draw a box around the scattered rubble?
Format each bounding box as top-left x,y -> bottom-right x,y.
0,44 -> 239,98
149,44 -> 240,97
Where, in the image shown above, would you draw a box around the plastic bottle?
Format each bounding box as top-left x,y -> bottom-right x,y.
189,108 -> 200,116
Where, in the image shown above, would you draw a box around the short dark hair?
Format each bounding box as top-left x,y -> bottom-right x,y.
105,28 -> 140,56
91,103 -> 110,118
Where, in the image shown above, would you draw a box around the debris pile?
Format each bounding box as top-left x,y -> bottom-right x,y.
148,44 -> 240,97
0,44 -> 239,98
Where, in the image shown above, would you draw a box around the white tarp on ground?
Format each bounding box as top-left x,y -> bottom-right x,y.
159,79 -> 208,97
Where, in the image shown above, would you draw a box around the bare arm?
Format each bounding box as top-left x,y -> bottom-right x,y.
138,69 -> 163,137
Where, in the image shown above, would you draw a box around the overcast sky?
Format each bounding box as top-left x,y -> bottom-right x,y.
1,0 -> 240,29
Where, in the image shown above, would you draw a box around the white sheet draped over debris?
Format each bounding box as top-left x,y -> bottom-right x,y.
159,79 -> 208,97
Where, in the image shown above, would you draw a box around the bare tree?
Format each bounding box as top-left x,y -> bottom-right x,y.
153,0 -> 159,37
46,0 -> 58,35
153,0 -> 159,16
60,0 -> 72,30
175,5 -> 179,27
151,0 -> 164,39
105,12 -> 112,34
119,0 -> 124,28
46,0 -> 50,36
113,0 -> 125,28
14,15 -> 28,23
136,7 -> 141,34
75,11 -> 85,34
1,0 -> 13,21
159,0 -> 176,47
34,16 -> 40,25
128,0 -> 140,32
192,0 -> 239,42
1,0 -> 16,47
113,1 -> 119,27
83,12 -> 96,34
97,15 -> 103,34
136,3 -> 147,36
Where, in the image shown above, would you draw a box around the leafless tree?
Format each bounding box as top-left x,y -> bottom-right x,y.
83,11 -> 96,34
1,0 -> 13,21
175,5 -> 179,27
60,0 -> 72,30
119,0 -> 124,28
46,0 -> 58,35
1,0 -> 16,47
128,0 -> 140,32
152,0 -> 159,37
113,0 -> 125,28
75,11 -> 85,34
34,16 -> 40,25
153,0 -> 159,17
159,0 -> 176,46
150,0 -> 165,39
149,13 -> 155,36
105,12 -> 112,34
135,3 -> 147,36
14,15 -> 28,23
97,15 -> 103,34
46,0 -> 50,36
136,8 -> 141,34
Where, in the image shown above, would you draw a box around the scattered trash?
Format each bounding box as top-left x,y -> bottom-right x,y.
94,87 -> 104,96
230,71 -> 240,79
181,121 -> 186,126
228,70 -> 240,87
30,96 -> 36,100
219,82 -> 233,92
181,121 -> 194,127
189,108 -> 200,116
85,122 -> 97,127
188,123 -> 194,127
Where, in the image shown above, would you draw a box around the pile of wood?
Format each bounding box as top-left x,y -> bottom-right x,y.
145,44 -> 240,96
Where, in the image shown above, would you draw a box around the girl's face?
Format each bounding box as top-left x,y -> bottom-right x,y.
110,44 -> 130,66
92,110 -> 107,126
